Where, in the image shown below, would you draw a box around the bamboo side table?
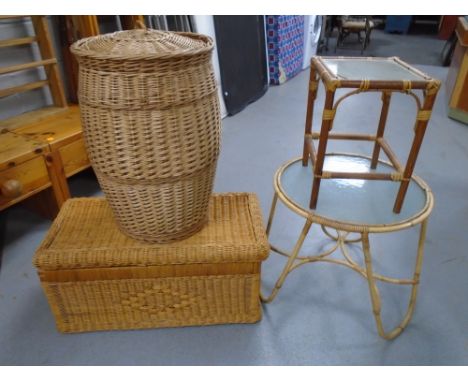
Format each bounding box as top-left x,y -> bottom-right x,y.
261,153 -> 434,340
303,56 -> 440,213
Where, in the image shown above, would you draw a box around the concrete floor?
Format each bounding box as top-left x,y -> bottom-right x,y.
322,26 -> 446,67
1,64 -> 468,365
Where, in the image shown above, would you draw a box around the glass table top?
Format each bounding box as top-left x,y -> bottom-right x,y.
320,58 -> 427,82
278,154 -> 431,227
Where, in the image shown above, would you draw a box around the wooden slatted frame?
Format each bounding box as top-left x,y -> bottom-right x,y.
0,15 -> 70,216
0,15 -> 67,108
0,16 -> 29,20
0,80 -> 49,98
0,58 -> 57,75
30,16 -> 67,107
0,36 -> 37,48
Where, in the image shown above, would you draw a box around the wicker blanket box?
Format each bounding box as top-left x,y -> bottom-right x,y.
33,193 -> 269,333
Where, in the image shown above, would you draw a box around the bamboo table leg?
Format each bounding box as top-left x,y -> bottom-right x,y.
302,67 -> 318,167
266,192 -> 279,236
393,87 -> 438,213
370,91 -> 392,169
310,89 -> 336,209
361,219 -> 428,340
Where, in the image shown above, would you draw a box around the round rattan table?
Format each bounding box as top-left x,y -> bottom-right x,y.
261,153 -> 434,340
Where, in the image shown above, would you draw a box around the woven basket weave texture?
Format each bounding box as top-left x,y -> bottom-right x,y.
33,193 -> 269,333
71,29 -> 221,243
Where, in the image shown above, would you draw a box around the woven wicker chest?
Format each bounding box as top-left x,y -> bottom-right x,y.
33,193 -> 269,333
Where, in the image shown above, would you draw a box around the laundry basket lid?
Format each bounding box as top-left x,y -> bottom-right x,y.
70,28 -> 214,61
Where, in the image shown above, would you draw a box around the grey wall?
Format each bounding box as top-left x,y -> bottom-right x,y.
0,16 -> 68,122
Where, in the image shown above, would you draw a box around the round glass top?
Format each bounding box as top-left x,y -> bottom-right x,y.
277,154 -> 432,230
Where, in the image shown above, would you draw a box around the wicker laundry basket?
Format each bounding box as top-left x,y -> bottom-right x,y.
71,29 -> 220,243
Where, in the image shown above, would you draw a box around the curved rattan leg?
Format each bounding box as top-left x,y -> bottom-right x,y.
261,218 -> 313,303
361,219 -> 428,340
266,192 -> 279,237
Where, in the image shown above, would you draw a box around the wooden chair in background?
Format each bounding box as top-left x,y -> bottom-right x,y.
335,16 -> 375,55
